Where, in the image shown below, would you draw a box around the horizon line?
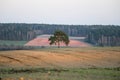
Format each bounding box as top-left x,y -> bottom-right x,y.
0,22 -> 120,26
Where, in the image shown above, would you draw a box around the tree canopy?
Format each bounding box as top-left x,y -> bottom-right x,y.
49,30 -> 69,48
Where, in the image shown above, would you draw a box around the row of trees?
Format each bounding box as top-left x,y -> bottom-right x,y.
0,23 -> 120,46
86,27 -> 120,46
0,24 -> 36,40
0,23 -> 96,40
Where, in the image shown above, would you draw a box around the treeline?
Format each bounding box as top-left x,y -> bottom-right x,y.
0,24 -> 36,40
86,26 -> 120,46
0,23 -> 120,46
0,23 -> 94,40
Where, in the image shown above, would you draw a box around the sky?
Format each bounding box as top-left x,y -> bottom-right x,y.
0,0 -> 120,25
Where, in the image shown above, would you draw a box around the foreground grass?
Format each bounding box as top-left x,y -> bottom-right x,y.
0,40 -> 27,46
0,67 -> 120,80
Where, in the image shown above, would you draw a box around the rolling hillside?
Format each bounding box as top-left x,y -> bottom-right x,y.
25,35 -> 91,47
0,47 -> 120,68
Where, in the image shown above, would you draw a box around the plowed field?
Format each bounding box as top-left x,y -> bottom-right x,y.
25,35 -> 91,47
0,47 -> 120,68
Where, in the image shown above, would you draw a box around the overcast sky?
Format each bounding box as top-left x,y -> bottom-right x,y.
0,0 -> 120,25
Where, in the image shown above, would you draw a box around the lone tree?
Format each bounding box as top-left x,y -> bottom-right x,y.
49,30 -> 70,48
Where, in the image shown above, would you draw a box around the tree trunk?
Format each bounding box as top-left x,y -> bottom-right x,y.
58,41 -> 60,48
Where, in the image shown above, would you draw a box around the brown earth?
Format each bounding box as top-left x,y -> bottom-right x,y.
0,48 -> 120,68
25,37 -> 91,47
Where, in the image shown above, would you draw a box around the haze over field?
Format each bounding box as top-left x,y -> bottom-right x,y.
0,0 -> 120,25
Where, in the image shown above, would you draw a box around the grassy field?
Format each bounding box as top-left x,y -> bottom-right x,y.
0,47 -> 120,80
0,67 -> 120,80
0,40 -> 27,46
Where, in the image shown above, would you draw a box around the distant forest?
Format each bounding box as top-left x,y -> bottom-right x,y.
0,23 -> 120,46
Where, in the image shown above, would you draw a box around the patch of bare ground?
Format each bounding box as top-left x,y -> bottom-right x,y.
25,37 -> 91,47
0,47 -> 120,68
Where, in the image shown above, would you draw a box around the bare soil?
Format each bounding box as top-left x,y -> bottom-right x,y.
25,37 -> 91,47
0,47 -> 120,68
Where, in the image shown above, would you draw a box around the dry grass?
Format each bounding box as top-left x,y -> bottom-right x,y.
0,47 -> 120,68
